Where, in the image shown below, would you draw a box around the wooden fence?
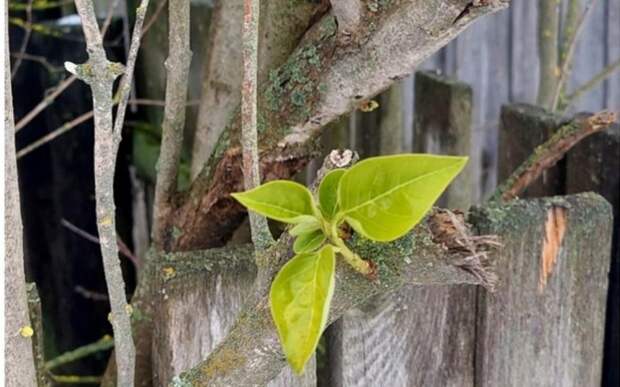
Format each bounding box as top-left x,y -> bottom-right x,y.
152,70 -> 617,386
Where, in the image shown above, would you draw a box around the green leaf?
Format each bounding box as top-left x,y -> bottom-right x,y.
318,169 -> 345,219
289,217 -> 321,237
337,154 -> 467,241
293,229 -> 326,253
270,245 -> 336,374
231,180 -> 316,224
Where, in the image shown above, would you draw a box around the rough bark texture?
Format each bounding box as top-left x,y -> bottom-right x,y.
5,16 -> 38,384
152,0 -> 193,250
174,0 -> 510,251
328,70 -> 475,386
241,0 -> 273,251
172,206 -> 497,385
70,1 -> 135,384
190,0 -> 326,177
473,193 -> 612,386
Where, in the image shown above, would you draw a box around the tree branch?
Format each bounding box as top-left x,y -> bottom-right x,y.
151,0 -> 193,251
537,0 -> 560,109
67,1 -> 134,384
563,57 -> 620,111
173,0 -> 509,252
242,0 -> 273,253
171,205 -> 499,385
493,111 -> 617,202
14,0 -> 120,132
5,10 -> 38,382
112,0 -> 150,135
551,0 -> 598,111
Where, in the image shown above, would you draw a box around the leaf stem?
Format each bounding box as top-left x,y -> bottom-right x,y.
329,222 -> 371,275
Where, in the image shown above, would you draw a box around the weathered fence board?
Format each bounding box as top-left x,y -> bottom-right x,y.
327,71 -> 475,387
152,251 -> 316,386
566,124 -> 620,387
473,193 -> 612,387
497,103 -> 564,198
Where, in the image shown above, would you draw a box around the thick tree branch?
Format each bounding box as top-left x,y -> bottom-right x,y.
171,204 -> 498,385
5,10 -> 38,383
191,0 -> 328,177
152,0 -> 193,250
173,0 -> 509,251
242,0 -> 273,252
493,111 -> 617,202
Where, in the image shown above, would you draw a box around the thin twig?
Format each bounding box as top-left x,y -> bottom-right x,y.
563,57 -> 620,110
151,0 -> 192,250
74,286 -> 109,302
551,0 -> 598,111
10,52 -> 65,73
68,0 -> 135,384
141,0 -> 167,35
45,335 -> 114,370
16,99 -> 198,159
13,0 -> 160,133
60,218 -> 139,267
48,374 -> 102,384
242,0 -> 273,253
11,0 -> 34,79
112,0 -> 151,135
493,111 -> 617,202
17,110 -> 93,158
14,0 -> 119,132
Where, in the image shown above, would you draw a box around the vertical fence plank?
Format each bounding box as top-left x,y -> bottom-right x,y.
450,7 -> 511,201
606,0 -> 620,108
566,124 -> 620,387
327,71 -> 474,386
509,0 -> 540,103
152,264 -> 316,386
473,193 -> 612,386
414,71 -> 473,207
497,103 -> 564,198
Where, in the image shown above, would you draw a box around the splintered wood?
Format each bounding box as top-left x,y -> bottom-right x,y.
539,206 -> 567,292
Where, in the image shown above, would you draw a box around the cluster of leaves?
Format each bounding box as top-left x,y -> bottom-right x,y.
232,154 -> 467,374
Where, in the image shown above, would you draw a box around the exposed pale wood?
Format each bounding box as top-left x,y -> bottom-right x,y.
473,193 -> 612,386
566,124 -> 620,386
328,70 -> 475,386
497,103 -> 564,198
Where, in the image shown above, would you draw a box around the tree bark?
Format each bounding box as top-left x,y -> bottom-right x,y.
174,0 -> 510,252
5,10 -> 38,384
